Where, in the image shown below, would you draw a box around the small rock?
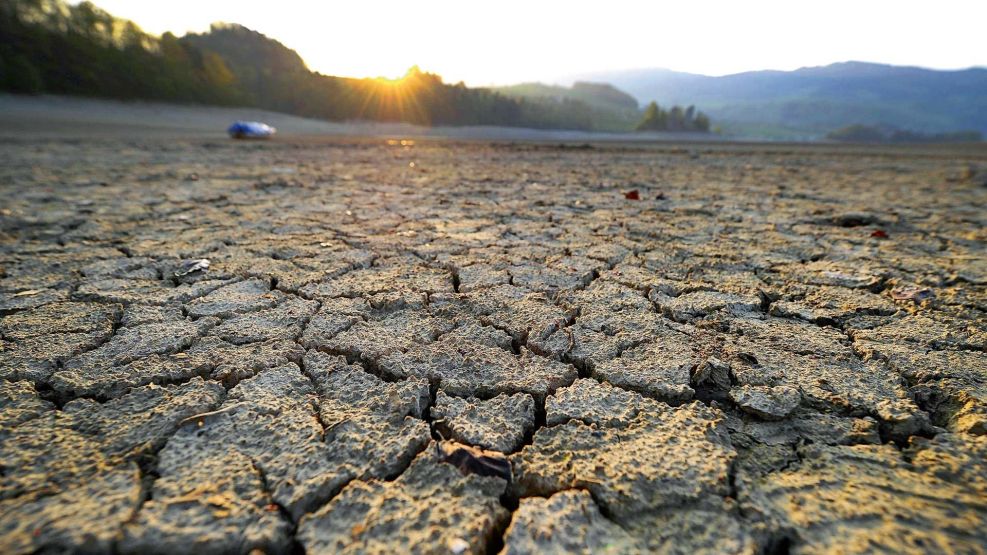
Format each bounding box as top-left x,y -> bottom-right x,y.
692,357 -> 733,395
875,398 -> 933,441
447,537 -> 470,555
890,286 -> 934,303
729,384 -> 801,420
174,258 -> 209,277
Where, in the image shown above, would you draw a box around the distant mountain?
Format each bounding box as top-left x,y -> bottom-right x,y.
570,62 -> 987,139
492,81 -> 642,131
495,81 -> 638,112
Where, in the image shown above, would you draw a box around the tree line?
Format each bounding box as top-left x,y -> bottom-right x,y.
826,124 -> 981,144
1,0 -> 245,104
635,101 -> 710,132
0,0 -> 712,133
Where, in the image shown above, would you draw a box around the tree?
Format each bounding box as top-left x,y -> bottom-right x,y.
201,51 -> 235,88
668,106 -> 685,130
636,101 -> 711,133
636,101 -> 668,131
4,54 -> 44,93
694,111 -> 710,132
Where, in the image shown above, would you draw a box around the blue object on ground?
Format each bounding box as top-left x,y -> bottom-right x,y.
228,121 -> 276,139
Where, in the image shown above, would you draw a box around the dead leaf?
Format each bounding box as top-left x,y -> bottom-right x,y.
205,493 -> 234,508
438,442 -> 511,481
13,289 -> 42,297
166,483 -> 219,504
624,190 -> 640,200
891,287 -> 934,302
174,259 -> 210,277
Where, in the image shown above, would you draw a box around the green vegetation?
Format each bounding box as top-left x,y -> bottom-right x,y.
0,1 -> 521,125
494,82 -> 715,133
0,0 -> 713,132
635,101 -> 710,132
827,124 -> 982,144
495,81 -> 638,112
0,0 -> 243,103
493,81 -> 643,131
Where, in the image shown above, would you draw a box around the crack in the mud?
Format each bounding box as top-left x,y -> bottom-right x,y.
248,457 -> 306,555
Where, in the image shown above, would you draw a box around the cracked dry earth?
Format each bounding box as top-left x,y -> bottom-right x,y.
1,137 -> 986,555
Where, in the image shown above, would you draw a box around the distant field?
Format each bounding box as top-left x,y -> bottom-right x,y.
0,94 -> 719,142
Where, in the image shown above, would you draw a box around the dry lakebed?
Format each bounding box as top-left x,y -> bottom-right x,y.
1,136 -> 986,554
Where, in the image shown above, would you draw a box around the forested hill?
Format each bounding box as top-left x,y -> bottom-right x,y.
495,82 -> 638,112
1,0 -> 243,105
492,81 -> 643,131
0,0 -> 628,130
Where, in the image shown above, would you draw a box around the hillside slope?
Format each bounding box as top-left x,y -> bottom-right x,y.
493,81 -> 642,131
0,0 -> 613,131
495,82 -> 638,111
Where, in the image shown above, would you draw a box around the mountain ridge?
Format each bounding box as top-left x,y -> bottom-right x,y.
565,61 -> 987,139
494,81 -> 639,112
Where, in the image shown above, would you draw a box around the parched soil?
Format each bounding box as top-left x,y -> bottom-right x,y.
1,137 -> 986,554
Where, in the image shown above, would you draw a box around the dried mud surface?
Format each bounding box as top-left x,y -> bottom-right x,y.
1,137 -> 986,554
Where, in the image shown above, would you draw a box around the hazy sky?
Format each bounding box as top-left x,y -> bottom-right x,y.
78,0 -> 986,86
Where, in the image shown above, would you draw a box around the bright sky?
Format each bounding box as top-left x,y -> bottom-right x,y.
78,0 -> 987,86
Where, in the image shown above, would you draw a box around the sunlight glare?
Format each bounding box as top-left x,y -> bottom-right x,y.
71,0 -> 987,85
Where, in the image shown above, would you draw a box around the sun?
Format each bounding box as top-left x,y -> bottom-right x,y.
352,66 -> 434,125
371,66 -> 424,88
373,75 -> 409,88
